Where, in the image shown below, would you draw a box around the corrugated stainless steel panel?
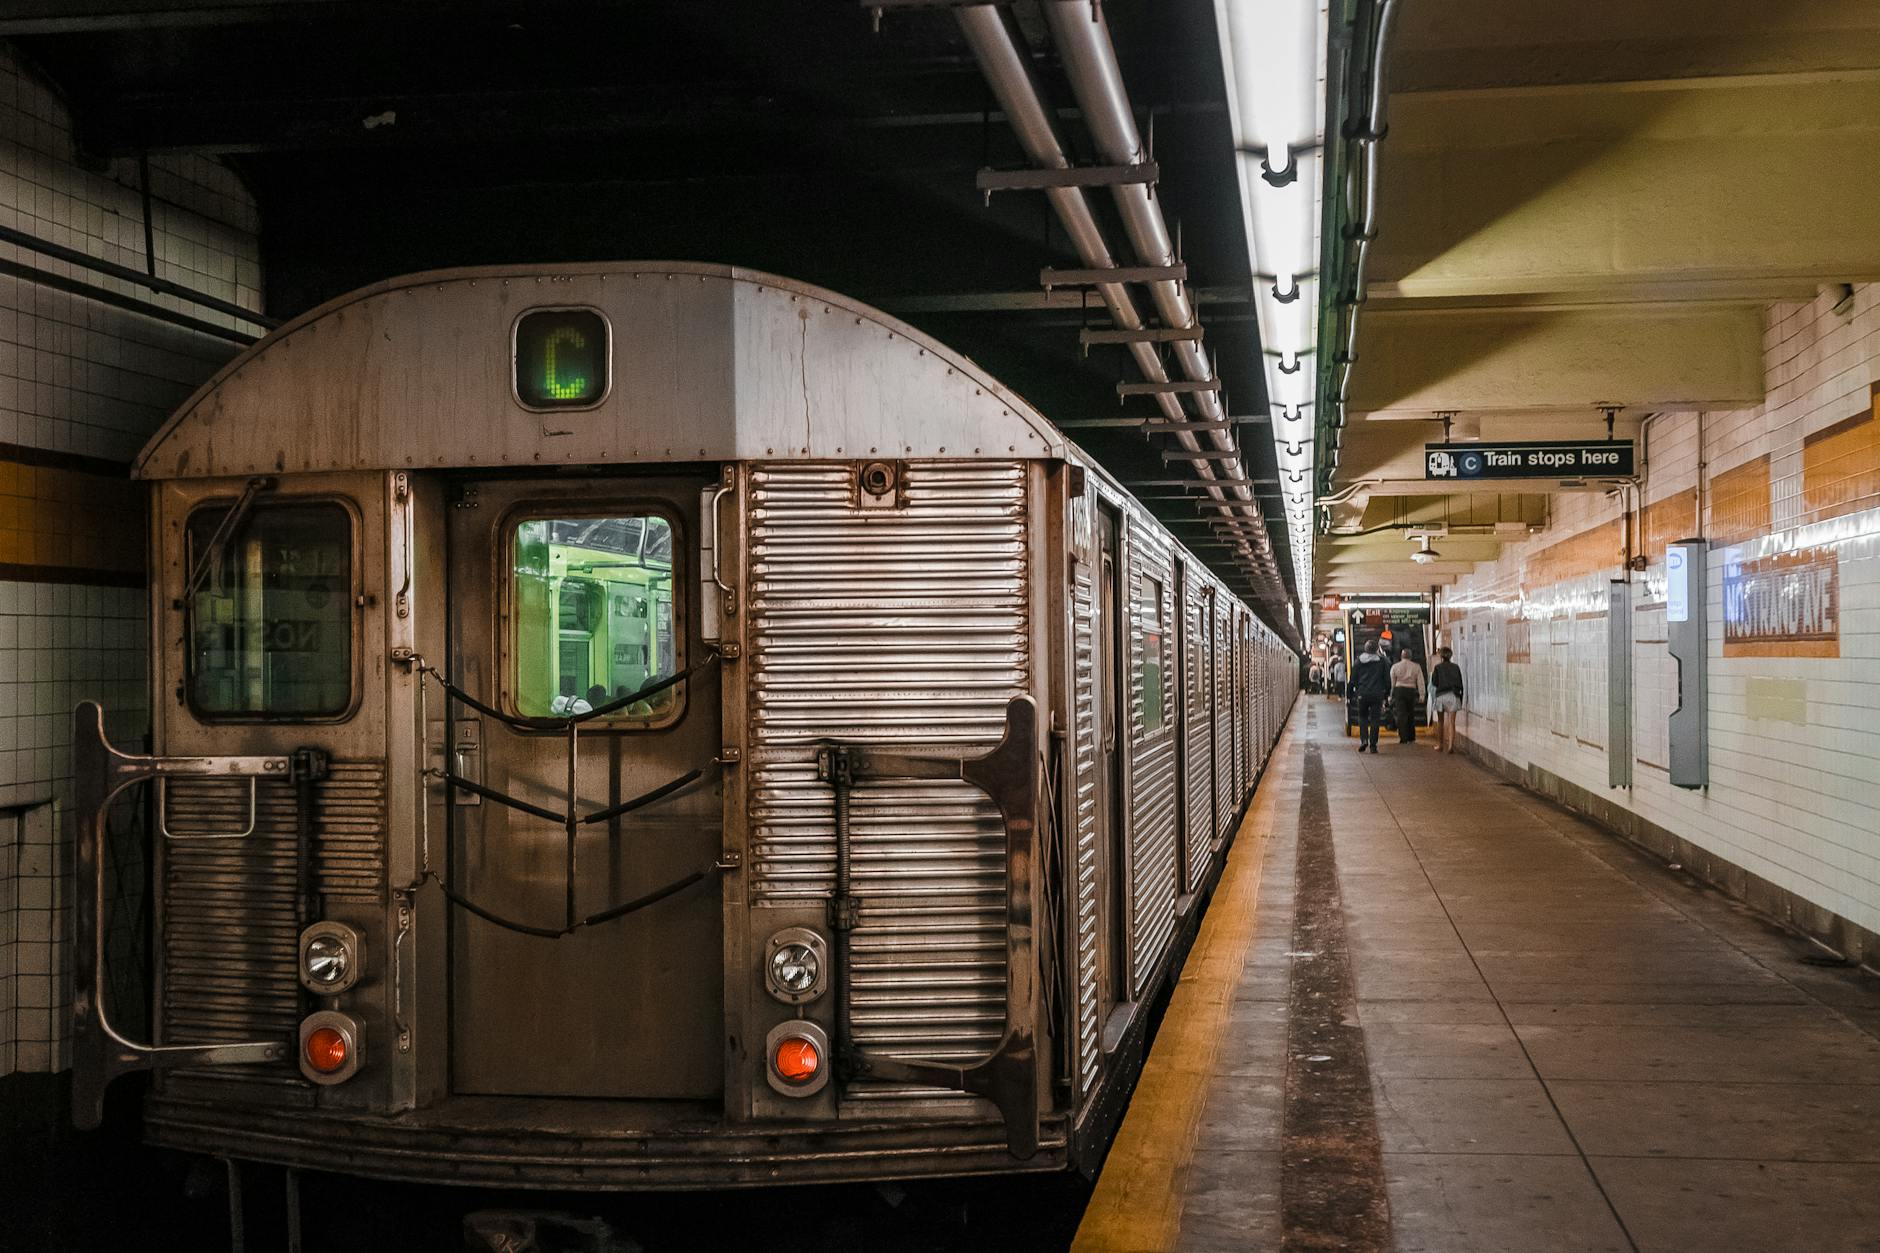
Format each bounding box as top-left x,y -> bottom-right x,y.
1184,586 -> 1212,892
1234,619 -> 1247,796
1125,528 -> 1178,998
160,762 -> 387,1094
1214,608 -> 1233,843
1253,647 -> 1265,767
747,461 -> 1028,1099
1070,528 -> 1102,1099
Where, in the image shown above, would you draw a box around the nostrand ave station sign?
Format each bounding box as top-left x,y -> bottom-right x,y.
1425,441 -> 1635,480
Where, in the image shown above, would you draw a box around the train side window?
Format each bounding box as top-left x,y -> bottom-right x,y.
185,501 -> 354,719
509,514 -> 682,726
1137,573 -> 1166,733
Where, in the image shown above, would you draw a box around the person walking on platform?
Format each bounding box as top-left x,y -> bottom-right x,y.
1350,639 -> 1390,753
1328,654 -> 1347,700
1389,647 -> 1426,744
1308,661 -> 1323,694
1430,646 -> 1465,753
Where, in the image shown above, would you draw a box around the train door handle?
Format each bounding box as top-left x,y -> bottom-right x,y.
709,477 -> 738,617
453,719 -> 482,806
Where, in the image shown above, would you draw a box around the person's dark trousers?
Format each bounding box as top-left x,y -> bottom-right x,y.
1391,687 -> 1418,743
1358,695 -> 1385,750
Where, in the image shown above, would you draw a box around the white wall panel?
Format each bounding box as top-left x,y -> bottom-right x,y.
1445,283 -> 1880,943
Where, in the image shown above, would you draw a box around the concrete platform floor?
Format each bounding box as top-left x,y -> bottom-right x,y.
1077,698 -> 1880,1253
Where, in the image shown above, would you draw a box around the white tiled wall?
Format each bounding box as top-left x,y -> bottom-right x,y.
0,49 -> 260,1077
0,67 -> 257,460
1446,283 -> 1880,944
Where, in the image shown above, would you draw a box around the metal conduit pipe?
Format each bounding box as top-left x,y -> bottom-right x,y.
954,16 -> 1191,440
955,5 -> 1280,593
1361,0 -> 1404,141
956,17 -> 1205,461
1041,4 -> 1275,554
1328,0 -> 1405,478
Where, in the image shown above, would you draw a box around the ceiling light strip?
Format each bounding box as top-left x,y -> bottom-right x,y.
1215,0 -> 1330,626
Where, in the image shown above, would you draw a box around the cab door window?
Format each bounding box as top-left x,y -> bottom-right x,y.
185,501 -> 355,718
510,514 -> 681,724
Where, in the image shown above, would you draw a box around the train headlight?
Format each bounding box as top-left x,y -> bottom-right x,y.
306,936 -> 350,986
299,1010 -> 362,1085
764,1020 -> 831,1097
763,927 -> 827,1004
299,921 -> 363,995
770,944 -> 819,996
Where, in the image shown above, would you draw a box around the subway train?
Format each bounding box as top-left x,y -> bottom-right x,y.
71,262 -> 1297,1188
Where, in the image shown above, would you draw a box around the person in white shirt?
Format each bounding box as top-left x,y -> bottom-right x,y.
1388,648 -> 1426,744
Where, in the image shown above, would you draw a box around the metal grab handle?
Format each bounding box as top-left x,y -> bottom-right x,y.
70,702 -> 294,1129
709,476 -> 738,616
156,775 -> 262,841
393,470 -> 413,621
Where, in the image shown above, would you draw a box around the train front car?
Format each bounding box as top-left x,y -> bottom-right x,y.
69,263 -> 1294,1189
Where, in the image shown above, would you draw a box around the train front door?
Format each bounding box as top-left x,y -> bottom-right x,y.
445,475 -> 724,1099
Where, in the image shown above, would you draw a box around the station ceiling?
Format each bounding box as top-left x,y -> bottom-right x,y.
1318,0 -> 1880,599
0,0 -> 1297,636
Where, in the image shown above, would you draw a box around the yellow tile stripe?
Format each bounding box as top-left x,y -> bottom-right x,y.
1072,721 -> 1291,1253
0,449 -> 144,579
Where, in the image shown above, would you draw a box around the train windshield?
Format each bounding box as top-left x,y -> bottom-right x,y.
185,501 -> 354,718
511,512 -> 680,724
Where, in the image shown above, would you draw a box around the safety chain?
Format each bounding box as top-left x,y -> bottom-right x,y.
390,648 -> 726,939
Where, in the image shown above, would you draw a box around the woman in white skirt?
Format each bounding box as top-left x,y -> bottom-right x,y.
1430,646 -> 1465,753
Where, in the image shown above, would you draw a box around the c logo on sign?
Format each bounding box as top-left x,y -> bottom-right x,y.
542,326 -> 589,401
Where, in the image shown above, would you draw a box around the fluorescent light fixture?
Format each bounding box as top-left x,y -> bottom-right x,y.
1216,0 -> 1329,625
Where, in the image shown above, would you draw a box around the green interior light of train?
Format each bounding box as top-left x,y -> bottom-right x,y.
512,515 -> 679,722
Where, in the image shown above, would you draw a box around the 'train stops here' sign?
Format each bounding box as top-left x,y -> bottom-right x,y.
1424,441 -> 1635,480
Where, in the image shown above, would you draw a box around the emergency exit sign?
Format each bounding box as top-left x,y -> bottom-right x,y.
1425,440 -> 1635,480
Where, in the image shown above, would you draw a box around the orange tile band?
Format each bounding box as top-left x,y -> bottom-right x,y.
1710,454 -> 1773,545
0,443 -> 145,587
1801,383 -> 1880,525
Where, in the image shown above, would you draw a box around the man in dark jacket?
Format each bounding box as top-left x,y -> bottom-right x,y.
1349,638 -> 1391,753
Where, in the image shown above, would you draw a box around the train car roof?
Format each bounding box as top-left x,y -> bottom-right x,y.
133,262 -> 1066,480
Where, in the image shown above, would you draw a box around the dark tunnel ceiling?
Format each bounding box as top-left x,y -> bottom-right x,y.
7,0 -> 1291,622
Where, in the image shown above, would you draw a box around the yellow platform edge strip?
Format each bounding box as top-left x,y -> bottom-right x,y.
1070,722 -> 1291,1253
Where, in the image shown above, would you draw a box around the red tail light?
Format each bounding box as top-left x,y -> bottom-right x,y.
298,1011 -> 361,1084
305,1026 -> 348,1074
774,1035 -> 820,1083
